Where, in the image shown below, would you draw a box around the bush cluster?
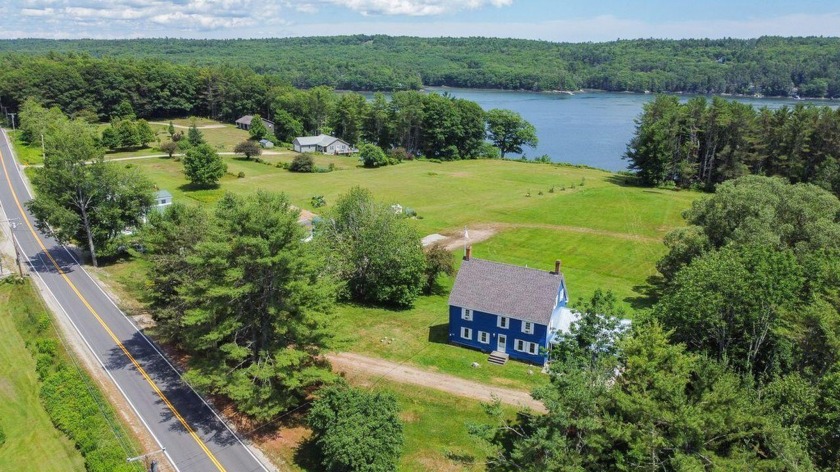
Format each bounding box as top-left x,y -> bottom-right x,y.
19,303 -> 137,472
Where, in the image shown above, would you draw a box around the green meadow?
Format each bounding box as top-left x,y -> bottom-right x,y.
96,139 -> 699,390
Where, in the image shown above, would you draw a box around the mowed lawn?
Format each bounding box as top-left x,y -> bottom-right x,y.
97,152 -> 701,391
0,283 -> 85,472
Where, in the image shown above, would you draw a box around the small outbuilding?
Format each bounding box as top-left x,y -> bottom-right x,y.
293,134 -> 354,155
235,115 -> 275,133
154,190 -> 173,211
258,139 -> 274,149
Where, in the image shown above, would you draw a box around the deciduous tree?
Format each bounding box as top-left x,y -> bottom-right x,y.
486,108 -> 538,159
27,117 -> 153,266
317,187 -> 426,307
233,139 -> 262,160
183,143 -> 226,187
309,385 -> 403,472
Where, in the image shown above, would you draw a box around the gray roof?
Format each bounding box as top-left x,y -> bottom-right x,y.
448,258 -> 564,325
235,115 -> 274,126
155,190 -> 172,200
294,134 -> 344,147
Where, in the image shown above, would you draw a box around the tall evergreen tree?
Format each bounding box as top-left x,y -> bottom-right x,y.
145,191 -> 337,419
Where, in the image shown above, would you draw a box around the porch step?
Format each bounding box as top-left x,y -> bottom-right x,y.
488,351 -> 509,365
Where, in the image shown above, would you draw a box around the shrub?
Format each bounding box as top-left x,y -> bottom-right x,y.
237,171 -> 245,178
387,147 -> 413,162
0,423 -> 5,447
290,153 -> 315,172
311,195 -> 326,208
359,143 -> 389,168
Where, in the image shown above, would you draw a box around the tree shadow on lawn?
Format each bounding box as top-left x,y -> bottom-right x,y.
293,435 -> 322,472
177,182 -> 222,193
624,274 -> 666,310
604,173 -> 642,188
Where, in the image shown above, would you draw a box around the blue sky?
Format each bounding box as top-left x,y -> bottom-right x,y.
1,1 -> 838,40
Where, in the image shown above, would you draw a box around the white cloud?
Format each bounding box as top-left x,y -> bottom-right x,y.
326,0 -> 512,16
9,0 -> 282,32
279,12 -> 840,41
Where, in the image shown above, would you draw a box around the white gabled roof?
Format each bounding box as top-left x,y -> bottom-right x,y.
294,134 -> 345,147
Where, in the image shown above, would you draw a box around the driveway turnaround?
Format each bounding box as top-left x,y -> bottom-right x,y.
0,129 -> 270,472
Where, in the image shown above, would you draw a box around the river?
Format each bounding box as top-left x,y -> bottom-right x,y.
419,88 -> 837,172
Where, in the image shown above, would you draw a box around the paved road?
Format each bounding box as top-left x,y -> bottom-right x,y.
0,128 -> 270,472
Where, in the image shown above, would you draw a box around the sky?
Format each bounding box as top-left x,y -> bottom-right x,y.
1,0 -> 839,41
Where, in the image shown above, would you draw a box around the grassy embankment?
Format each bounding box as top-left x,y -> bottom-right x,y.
0,280 -> 142,471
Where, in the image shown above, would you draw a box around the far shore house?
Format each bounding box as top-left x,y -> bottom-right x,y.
235,115 -> 275,134
448,248 -> 573,365
293,134 -> 354,155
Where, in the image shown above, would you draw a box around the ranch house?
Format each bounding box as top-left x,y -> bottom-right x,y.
447,248 -> 574,365
235,115 -> 275,133
293,134 -> 354,154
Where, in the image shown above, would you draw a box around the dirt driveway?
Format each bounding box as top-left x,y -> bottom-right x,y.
326,352 -> 547,413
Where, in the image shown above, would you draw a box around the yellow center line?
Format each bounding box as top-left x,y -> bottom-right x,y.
0,144 -> 226,472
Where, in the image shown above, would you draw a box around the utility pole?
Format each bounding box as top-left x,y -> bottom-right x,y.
127,448 -> 166,472
1,218 -> 23,277
7,112 -> 15,132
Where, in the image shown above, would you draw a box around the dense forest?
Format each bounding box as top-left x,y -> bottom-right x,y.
1,54 -> 537,160
1,36 -> 840,96
625,95 -> 840,197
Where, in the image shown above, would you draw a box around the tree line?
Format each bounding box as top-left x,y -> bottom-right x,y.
626,95 -> 840,197
473,176 -> 840,470
3,36 -> 840,96
1,54 -> 537,160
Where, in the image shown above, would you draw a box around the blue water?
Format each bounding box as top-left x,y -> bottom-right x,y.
419,88 -> 838,171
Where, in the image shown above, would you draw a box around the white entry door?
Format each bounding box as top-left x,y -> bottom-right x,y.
497,334 -> 507,353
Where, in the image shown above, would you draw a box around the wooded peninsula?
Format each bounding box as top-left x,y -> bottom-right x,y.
1,36 -> 839,96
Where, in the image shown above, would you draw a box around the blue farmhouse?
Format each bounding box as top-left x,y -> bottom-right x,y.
448,248 -> 572,365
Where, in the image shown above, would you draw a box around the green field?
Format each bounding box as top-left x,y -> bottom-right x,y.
0,282 -> 85,471
97,137 -> 699,390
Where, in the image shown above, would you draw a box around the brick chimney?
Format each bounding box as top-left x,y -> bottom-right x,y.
553,259 -> 562,275
464,246 -> 472,261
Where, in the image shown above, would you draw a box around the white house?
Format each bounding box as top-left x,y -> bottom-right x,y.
293,134 -> 354,155
154,190 -> 172,212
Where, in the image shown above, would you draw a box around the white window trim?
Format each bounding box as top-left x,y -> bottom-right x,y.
528,342 -> 539,355
478,331 -> 489,344
460,327 -> 472,340
522,321 -> 533,334
497,316 -> 509,329
461,308 -> 473,321
515,339 -> 525,352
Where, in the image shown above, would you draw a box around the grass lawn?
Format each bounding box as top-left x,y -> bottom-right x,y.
97,156 -> 700,391
258,378 -> 514,472
148,121 -> 251,152
0,282 -> 85,471
8,130 -> 44,165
